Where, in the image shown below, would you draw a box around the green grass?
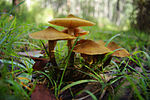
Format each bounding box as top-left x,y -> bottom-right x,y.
0,7 -> 150,100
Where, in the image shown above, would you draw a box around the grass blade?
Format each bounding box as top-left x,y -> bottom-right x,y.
105,34 -> 120,46
60,79 -> 97,94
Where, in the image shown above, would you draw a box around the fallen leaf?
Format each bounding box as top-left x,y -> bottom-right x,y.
18,51 -> 43,57
32,58 -> 49,71
31,84 -> 56,100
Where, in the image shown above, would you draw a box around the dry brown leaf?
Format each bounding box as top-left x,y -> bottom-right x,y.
33,60 -> 49,71
31,84 -> 56,100
30,57 -> 49,71
18,51 -> 43,57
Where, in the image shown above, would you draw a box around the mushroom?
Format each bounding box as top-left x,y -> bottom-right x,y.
98,40 -> 130,57
62,28 -> 89,37
73,39 -> 111,65
49,14 -> 95,65
29,26 -> 76,66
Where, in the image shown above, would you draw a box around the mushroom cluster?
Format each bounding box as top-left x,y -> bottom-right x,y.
49,14 -> 95,65
73,39 -> 130,67
29,26 -> 75,66
29,14 -> 130,69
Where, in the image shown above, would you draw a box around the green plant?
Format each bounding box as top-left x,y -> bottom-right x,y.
0,5 -> 149,99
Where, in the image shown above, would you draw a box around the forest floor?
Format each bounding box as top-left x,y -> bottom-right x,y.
0,16 -> 150,100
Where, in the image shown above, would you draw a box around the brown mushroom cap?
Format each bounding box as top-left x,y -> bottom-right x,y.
48,14 -> 95,28
74,28 -> 89,37
97,40 -> 130,57
29,26 -> 76,40
75,31 -> 89,37
73,39 -> 111,55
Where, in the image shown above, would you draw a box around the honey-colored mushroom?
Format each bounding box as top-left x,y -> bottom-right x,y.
29,26 -> 76,66
73,39 -> 110,55
62,28 -> 89,37
49,14 -> 95,65
98,40 -> 130,57
73,39 -> 111,64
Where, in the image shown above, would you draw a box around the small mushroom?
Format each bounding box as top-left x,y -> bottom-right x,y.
49,14 -> 95,65
62,28 -> 89,37
29,26 -> 76,66
98,40 -> 130,57
73,39 -> 111,64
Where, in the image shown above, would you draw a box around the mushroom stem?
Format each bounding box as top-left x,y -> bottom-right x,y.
67,28 -> 75,66
48,40 -> 57,66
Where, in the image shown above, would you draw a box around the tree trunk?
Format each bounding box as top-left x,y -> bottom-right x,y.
115,0 -> 121,25
133,0 -> 150,33
12,0 -> 20,13
67,0 -> 71,14
12,0 -> 19,6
